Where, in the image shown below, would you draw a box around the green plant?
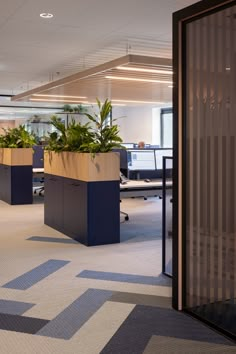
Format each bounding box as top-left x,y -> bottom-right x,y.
46,99 -> 123,154
62,104 -> 74,113
46,115 -> 94,152
0,125 -> 36,148
73,104 -> 88,114
82,98 -> 123,153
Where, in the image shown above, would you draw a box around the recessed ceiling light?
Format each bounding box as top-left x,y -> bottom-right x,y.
40,13 -> 53,19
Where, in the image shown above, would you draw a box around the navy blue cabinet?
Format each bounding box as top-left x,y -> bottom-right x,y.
63,178 -> 88,243
0,165 -> 11,203
44,174 -> 120,246
44,174 -> 63,231
87,181 -> 120,246
0,164 -> 32,205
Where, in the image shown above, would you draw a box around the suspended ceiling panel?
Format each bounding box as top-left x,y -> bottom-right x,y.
12,55 -> 172,106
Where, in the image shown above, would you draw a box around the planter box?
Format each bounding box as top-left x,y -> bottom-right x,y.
44,151 -> 120,246
44,151 -> 120,181
0,148 -> 33,205
0,148 -> 33,166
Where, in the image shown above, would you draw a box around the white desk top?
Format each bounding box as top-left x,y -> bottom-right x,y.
120,179 -> 172,190
31,170 -> 172,190
33,168 -> 44,173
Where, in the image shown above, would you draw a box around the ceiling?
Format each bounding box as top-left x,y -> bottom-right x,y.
0,0 -> 197,111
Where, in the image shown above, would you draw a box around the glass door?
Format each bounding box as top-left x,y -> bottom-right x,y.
183,4 -> 236,340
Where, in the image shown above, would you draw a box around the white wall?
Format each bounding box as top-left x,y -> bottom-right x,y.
113,106 -> 153,144
113,105 -> 165,146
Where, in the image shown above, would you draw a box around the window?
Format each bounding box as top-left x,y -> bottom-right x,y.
161,108 -> 173,148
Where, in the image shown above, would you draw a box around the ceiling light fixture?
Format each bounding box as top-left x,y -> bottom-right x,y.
30,98 -> 89,103
105,75 -> 172,84
116,66 -> 173,75
83,102 -> 126,107
40,13 -> 53,19
33,94 -> 87,99
112,99 -> 165,105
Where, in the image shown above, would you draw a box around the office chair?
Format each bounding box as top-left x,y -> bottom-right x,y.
120,208 -> 129,221
34,178 -> 44,196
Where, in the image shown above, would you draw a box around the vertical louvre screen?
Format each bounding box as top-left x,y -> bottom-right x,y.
185,5 -> 236,337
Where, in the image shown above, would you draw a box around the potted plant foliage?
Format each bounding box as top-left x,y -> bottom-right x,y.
62,104 -> 87,114
44,98 -> 123,180
0,125 -> 36,204
44,99 -> 122,246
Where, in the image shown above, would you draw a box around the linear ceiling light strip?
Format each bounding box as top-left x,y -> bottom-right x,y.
105,76 -> 172,84
33,94 -> 87,99
30,98 -> 89,103
116,66 -> 173,75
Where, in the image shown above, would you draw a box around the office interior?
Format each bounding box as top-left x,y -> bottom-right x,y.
0,0 -> 235,352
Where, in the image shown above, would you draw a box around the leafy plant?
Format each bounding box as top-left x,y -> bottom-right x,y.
82,98 -> 123,153
62,104 -> 74,113
73,104 -> 88,114
0,125 -> 36,148
46,115 -> 94,152
62,104 -> 87,114
46,99 -> 123,154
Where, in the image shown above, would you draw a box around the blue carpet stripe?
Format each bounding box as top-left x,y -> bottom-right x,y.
0,299 -> 35,315
2,259 -> 70,290
0,313 -> 49,334
36,288 -> 113,339
100,305 -> 234,354
77,270 -> 172,287
27,236 -> 78,244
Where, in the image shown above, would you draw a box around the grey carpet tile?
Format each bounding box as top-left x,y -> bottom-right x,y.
143,335 -> 236,354
110,292 -> 172,308
36,288 -> 113,339
77,270 -> 172,287
2,259 -> 70,290
0,313 -> 49,334
100,305 -> 234,354
27,236 -> 78,244
0,299 -> 35,315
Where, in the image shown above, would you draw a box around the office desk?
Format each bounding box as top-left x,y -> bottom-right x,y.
32,170 -> 172,200
33,168 -> 44,178
120,179 -> 172,199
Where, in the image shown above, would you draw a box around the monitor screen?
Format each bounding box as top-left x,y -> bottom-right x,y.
128,149 -> 156,170
155,149 -> 173,169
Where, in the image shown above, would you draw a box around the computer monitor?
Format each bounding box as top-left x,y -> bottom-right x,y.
155,149 -> 173,169
127,149 -> 156,170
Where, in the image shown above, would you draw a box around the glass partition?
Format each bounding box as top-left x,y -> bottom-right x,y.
162,156 -> 173,277
184,5 -> 236,339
